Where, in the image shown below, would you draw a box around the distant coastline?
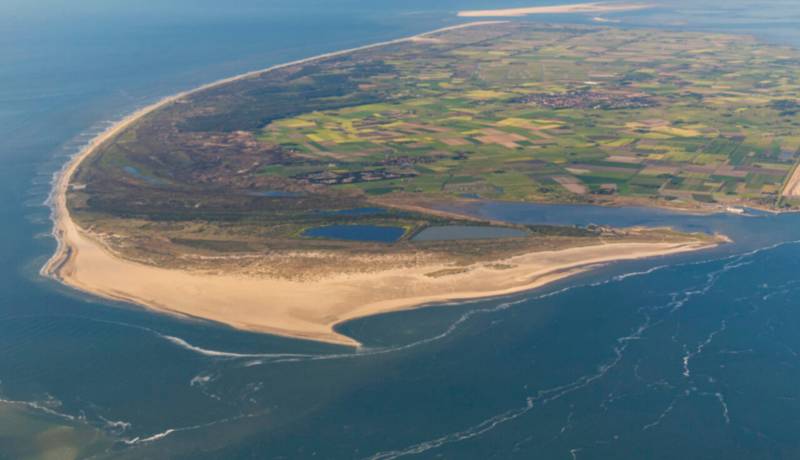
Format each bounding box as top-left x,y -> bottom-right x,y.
458,2 -> 654,18
42,21 -> 720,347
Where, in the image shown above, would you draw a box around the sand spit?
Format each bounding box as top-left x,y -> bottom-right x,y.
458,2 -> 653,18
43,20 -> 715,347
48,222 -> 714,347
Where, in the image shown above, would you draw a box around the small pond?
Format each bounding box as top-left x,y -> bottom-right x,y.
412,225 -> 528,241
303,225 -> 405,242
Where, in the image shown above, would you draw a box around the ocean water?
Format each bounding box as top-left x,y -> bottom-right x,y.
3,1 -> 800,458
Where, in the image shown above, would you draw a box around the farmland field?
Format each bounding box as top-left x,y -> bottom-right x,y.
66,22 -> 800,268
250,24 -> 800,210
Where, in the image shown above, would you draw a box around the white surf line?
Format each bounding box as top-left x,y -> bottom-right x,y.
0,376 -> 135,436
1,386 -> 138,440
668,254 -> 756,315
691,391 -> 732,426
158,334 -> 314,360
0,394 -> 82,424
650,249 -> 786,431
670,248 -> 759,377
761,279 -> 800,301
121,411 -> 264,446
0,352 -> 256,448
560,410 -> 576,435
365,398 -> 535,460
362,243 -> 776,459
682,320 -> 727,378
97,415 -> 132,434
641,253 -> 765,431
189,372 -> 223,401
382,307 -> 651,458
40,119 -> 121,205
642,395 -> 681,431
0,313 -> 320,363
714,392 -> 731,424
363,298 -> 658,460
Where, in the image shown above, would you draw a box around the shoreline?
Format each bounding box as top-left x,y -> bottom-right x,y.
46,227 -> 718,347
458,2 -> 654,18
43,21 -> 721,348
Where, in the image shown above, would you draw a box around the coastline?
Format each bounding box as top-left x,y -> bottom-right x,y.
42,21 -> 721,348
458,2 -> 654,18
46,226 -> 717,347
41,20 -> 504,284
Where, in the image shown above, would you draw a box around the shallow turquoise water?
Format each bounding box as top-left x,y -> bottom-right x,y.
3,1 -> 800,459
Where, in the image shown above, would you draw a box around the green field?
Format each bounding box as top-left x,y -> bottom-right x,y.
65,22 -> 800,267
248,25 -> 800,209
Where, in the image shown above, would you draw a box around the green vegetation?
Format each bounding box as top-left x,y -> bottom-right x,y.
253,26 -> 800,209
66,22 -> 794,269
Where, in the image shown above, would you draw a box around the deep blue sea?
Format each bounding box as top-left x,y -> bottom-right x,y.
3,1 -> 800,458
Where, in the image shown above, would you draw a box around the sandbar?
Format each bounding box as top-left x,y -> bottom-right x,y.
47,210 -> 714,346
458,2 -> 653,18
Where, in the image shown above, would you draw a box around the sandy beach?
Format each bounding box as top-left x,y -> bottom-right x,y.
43,21 -> 717,347
46,209 -> 715,346
458,2 -> 653,18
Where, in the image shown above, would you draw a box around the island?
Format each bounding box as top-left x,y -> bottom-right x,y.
45,20 -> 800,346
458,2 -> 654,18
